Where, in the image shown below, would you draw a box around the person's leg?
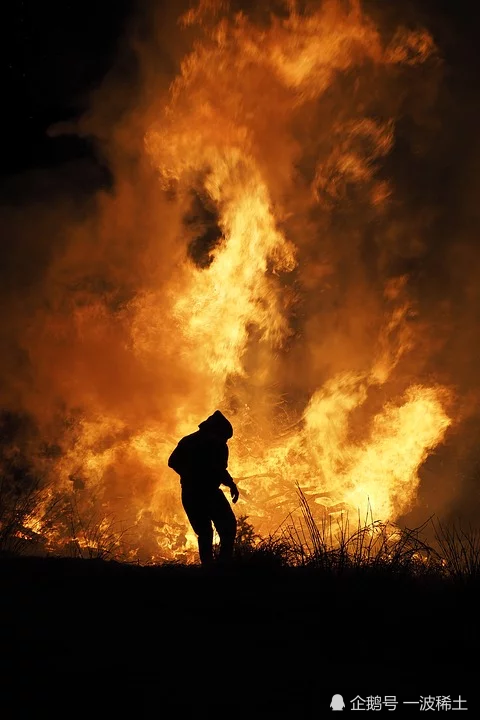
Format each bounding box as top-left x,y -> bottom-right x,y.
181,490 -> 214,565
210,489 -> 237,563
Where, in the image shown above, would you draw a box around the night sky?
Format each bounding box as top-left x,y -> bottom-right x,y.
2,0 -> 134,177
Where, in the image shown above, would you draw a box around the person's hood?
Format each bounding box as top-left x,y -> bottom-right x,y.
198,410 -> 233,440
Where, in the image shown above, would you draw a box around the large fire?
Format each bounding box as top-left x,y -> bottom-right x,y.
6,0 -> 454,561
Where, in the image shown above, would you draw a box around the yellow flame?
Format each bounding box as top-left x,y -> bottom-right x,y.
21,1 -> 450,562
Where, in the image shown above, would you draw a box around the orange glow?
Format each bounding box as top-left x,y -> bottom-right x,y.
15,1 -> 452,561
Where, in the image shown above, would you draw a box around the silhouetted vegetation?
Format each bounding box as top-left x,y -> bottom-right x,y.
1,490 -> 479,710
227,490 -> 480,587
3,472 -> 480,587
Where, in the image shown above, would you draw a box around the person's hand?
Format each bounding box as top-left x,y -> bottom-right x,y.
230,483 -> 239,504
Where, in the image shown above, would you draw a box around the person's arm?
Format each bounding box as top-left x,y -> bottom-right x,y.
220,445 -> 239,503
168,439 -> 187,476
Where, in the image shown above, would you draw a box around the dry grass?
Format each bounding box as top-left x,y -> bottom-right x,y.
273,485 -> 437,575
65,496 -> 132,560
432,518 -> 480,583
3,468 -> 480,584
232,487 -> 480,584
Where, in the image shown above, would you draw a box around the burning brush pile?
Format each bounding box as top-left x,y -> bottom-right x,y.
0,0 -> 464,564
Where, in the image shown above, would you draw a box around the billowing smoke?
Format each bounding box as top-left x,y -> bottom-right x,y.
1,0 -> 478,560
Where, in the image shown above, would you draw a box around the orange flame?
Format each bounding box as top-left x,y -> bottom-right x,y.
17,1 -> 451,561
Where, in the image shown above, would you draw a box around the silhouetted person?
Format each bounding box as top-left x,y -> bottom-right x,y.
168,410 -> 239,565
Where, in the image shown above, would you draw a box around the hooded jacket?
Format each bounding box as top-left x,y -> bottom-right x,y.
167,411 -> 235,493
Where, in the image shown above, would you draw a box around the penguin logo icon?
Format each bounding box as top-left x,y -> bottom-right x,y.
330,694 -> 345,711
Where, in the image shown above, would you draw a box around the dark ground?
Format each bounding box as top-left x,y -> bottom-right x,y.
0,555 -> 478,714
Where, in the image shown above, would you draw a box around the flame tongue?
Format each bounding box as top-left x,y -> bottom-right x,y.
21,1 -> 451,561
